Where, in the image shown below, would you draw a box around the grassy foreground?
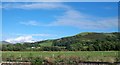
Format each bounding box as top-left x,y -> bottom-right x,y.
2,51 -> 120,62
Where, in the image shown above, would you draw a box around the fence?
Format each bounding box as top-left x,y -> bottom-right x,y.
2,62 -> 31,65
1,62 -> 120,65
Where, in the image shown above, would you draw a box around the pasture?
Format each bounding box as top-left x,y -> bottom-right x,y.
2,51 -> 120,62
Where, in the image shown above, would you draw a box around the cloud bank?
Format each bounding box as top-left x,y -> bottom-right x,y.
5,33 -> 55,43
5,2 -> 116,30
3,2 -> 117,30
20,10 -> 118,30
2,3 -> 70,10
49,10 -> 118,30
5,36 -> 34,43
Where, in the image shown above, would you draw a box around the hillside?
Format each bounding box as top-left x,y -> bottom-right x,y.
0,41 -> 11,44
2,32 -> 120,51
52,32 -> 120,51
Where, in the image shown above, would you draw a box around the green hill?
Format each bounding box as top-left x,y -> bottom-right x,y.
2,32 -> 120,51
52,32 -> 120,51
35,40 -> 53,47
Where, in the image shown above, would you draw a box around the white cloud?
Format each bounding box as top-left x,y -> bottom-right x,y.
1,0 -> 119,2
3,2 -> 118,30
16,33 -> 55,36
20,9 -> 118,30
103,6 -> 117,10
47,10 -> 118,30
5,36 -> 35,43
20,21 -> 39,26
2,3 -> 70,10
4,33 -> 56,43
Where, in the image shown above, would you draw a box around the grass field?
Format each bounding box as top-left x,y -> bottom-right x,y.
2,51 -> 120,62
39,41 -> 52,46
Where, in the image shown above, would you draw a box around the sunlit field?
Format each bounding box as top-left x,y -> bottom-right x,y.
2,51 -> 119,62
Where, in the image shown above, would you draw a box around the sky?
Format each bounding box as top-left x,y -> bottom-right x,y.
1,2 -> 118,43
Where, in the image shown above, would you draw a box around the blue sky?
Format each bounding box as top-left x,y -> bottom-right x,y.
2,2 -> 118,43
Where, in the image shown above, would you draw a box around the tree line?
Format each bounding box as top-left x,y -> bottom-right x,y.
2,32 -> 120,51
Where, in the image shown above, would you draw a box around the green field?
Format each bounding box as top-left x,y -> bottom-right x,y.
2,51 -> 120,62
39,41 -> 52,46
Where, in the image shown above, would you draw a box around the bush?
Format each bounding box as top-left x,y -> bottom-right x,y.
31,57 -> 43,65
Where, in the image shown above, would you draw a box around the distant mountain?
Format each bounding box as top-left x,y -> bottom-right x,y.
0,41 -> 12,44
